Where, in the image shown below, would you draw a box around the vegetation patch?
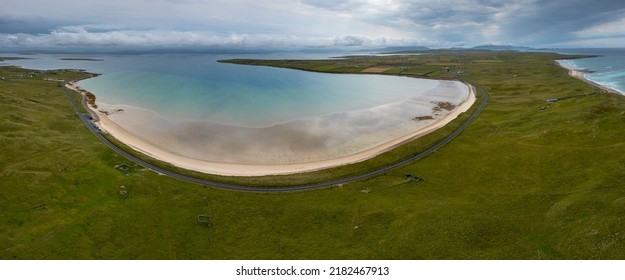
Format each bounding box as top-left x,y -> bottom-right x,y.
362,66 -> 392,73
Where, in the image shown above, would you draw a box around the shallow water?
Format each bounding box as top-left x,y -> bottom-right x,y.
4,52 -> 469,164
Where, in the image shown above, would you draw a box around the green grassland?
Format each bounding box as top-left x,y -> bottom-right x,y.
2,51 -> 625,259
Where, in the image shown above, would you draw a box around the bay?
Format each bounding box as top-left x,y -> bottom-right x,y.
2,52 -> 469,166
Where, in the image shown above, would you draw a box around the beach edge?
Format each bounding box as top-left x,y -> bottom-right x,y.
557,60 -> 624,95
67,81 -> 477,177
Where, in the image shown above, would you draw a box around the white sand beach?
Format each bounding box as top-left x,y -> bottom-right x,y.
68,81 -> 476,176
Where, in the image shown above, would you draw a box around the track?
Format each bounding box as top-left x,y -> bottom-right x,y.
61,82 -> 489,192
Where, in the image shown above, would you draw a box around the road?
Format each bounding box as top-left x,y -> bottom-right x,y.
61,82 -> 489,192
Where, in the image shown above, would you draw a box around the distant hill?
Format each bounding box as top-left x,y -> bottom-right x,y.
471,44 -> 534,51
367,46 -> 431,53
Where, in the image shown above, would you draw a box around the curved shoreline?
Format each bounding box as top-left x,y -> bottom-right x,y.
569,69 -> 623,95
557,60 -> 623,95
67,81 -> 475,177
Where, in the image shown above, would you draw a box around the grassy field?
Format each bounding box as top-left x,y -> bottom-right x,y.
2,51 -> 625,259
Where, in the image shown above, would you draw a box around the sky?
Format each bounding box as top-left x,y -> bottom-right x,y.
1,0 -> 624,50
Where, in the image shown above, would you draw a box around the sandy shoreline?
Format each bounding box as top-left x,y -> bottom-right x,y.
67,81 -> 476,176
557,60 -> 623,95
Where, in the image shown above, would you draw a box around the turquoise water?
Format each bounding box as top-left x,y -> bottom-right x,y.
559,48 -> 625,94
79,56 -> 442,127
5,53 -> 445,127
3,52 -> 469,165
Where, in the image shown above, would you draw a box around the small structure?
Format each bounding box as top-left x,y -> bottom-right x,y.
114,163 -> 132,175
119,185 -> 128,196
404,174 -> 424,183
197,196 -> 212,227
197,214 -> 212,227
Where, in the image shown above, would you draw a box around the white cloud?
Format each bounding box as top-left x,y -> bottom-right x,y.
572,16 -> 625,38
0,28 -> 246,48
550,37 -> 625,48
0,26 -> 445,48
2,0 -> 625,48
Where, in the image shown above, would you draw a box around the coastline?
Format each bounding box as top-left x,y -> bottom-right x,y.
557,60 -> 623,95
67,81 -> 476,177
65,82 -> 99,119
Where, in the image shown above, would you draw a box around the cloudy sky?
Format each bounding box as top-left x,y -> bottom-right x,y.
1,0 -> 624,50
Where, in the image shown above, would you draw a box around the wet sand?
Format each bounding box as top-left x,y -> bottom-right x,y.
69,81 -> 475,176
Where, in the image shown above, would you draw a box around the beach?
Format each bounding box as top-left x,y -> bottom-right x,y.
67,81 -> 475,176
570,69 -> 622,94
557,60 -> 623,95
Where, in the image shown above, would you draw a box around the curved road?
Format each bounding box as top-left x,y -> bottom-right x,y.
61,82 -> 489,192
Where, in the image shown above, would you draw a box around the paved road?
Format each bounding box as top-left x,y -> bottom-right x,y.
61,82 -> 489,192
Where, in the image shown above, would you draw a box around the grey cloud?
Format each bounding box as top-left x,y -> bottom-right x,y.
300,0 -> 359,11
0,27 -> 424,49
0,16 -> 86,34
300,0 -> 625,46
333,35 -> 367,46
2,0 -> 625,49
492,1 -> 624,44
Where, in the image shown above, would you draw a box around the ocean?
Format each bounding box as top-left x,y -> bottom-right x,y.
557,48 -> 625,94
1,52 -> 469,165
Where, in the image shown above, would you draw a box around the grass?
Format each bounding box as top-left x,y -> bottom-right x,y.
2,51 -> 625,259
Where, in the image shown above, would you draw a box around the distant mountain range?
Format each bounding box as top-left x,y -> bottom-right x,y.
470,44 -> 534,51
368,44 -> 537,54
364,46 -> 431,53
2,45 -> 549,55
